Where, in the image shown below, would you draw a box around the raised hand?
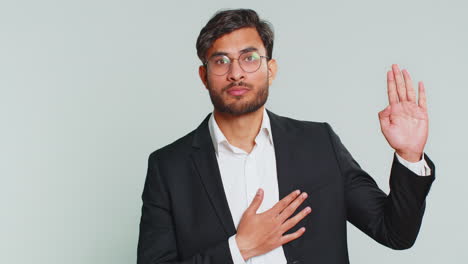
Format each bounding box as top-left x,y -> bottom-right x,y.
378,64 -> 429,162
235,189 -> 311,261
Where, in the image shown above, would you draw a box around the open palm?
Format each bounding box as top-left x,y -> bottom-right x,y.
378,64 -> 428,162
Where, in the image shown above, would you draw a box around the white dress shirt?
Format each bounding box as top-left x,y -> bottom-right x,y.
208,109 -> 431,264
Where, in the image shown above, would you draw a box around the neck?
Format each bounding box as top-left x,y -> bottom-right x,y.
213,107 -> 265,153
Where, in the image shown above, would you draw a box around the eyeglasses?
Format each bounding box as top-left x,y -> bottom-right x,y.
205,51 -> 269,76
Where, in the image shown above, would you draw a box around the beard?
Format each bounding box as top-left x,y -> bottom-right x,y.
207,78 -> 269,116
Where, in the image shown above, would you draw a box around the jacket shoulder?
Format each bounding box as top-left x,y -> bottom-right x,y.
269,111 -> 329,133
148,129 -> 195,163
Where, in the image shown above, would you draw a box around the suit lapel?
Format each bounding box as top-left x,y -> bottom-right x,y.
190,114 -> 236,237
268,110 -> 299,203
268,110 -> 307,260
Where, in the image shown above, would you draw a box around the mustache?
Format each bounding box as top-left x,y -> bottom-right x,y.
222,81 -> 253,92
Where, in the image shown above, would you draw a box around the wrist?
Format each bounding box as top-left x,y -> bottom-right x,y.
396,150 -> 423,162
235,235 -> 254,261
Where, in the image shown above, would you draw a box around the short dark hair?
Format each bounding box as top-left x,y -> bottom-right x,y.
196,9 -> 274,63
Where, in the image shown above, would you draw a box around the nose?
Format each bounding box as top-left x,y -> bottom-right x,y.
226,59 -> 245,82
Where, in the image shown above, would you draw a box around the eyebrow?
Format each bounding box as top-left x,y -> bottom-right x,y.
208,46 -> 259,59
240,47 -> 258,54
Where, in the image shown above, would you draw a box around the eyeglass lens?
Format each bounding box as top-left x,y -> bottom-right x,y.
207,51 -> 264,75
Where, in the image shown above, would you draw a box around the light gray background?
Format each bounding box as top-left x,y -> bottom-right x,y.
1,0 -> 466,263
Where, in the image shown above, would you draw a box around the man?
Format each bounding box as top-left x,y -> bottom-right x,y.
137,9 -> 435,264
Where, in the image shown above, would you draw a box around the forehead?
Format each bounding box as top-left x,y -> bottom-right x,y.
206,27 -> 266,58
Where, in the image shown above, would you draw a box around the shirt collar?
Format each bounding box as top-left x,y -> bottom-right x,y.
208,108 -> 274,155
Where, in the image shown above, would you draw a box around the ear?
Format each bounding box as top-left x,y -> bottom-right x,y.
199,65 -> 208,89
267,59 -> 278,86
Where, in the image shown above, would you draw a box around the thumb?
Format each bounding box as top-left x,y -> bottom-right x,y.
378,105 -> 391,120
247,188 -> 264,214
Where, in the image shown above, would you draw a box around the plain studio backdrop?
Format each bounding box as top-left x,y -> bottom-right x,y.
1,0 -> 466,263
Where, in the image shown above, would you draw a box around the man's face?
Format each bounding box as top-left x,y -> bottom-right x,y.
199,27 -> 277,116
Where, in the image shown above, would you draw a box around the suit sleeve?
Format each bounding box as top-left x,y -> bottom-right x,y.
324,123 -> 435,249
137,152 -> 234,264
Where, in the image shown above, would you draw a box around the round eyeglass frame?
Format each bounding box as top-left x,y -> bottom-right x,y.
204,52 -> 270,76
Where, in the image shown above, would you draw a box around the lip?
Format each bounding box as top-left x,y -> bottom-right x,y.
227,86 -> 250,96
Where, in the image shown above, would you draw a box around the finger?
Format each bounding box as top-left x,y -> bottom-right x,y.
418,81 -> 427,110
280,227 -> 306,245
392,64 -> 407,101
277,192 -> 308,222
387,70 -> 398,105
270,189 -> 301,215
281,206 -> 312,232
402,69 -> 416,102
246,188 -> 264,214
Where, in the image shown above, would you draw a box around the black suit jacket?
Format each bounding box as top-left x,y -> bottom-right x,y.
137,110 -> 435,264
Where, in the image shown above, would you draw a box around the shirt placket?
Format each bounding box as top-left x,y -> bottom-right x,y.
244,146 -> 265,264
